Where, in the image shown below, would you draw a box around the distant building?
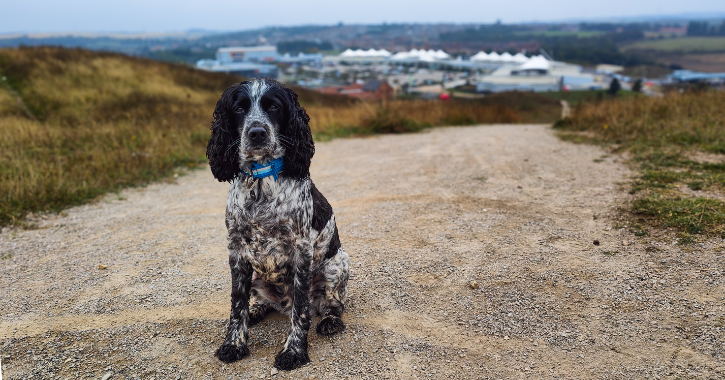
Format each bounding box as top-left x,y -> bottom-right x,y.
216,45 -> 279,63
595,64 -> 624,75
277,52 -> 324,64
197,45 -> 324,78
476,56 -> 599,93
361,79 -> 394,100
197,45 -> 279,78
668,70 -> 725,84
196,59 -> 278,79
659,27 -> 687,36
644,27 -> 687,39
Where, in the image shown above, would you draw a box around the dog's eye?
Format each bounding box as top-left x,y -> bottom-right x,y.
234,106 -> 245,114
269,104 -> 279,112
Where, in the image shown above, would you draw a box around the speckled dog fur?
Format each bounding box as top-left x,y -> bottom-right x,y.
206,78 -> 349,371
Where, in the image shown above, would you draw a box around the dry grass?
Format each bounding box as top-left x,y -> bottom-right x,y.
555,90 -> 725,240
0,47 -> 238,225
307,99 -> 520,137
0,46 -> 560,226
308,92 -> 560,138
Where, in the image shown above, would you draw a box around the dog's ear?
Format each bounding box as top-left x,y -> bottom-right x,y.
281,86 -> 314,179
207,84 -> 242,182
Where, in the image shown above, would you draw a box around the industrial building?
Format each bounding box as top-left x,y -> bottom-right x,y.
476,55 -> 601,93
195,59 -> 278,78
668,70 -> 725,84
197,45 -> 323,78
216,45 -> 279,63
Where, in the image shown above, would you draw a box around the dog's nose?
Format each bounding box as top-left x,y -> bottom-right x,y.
248,126 -> 268,144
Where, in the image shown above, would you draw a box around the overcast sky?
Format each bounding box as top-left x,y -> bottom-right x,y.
2,0 -> 725,34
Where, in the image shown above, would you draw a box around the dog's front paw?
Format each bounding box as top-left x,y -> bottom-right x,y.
316,316 -> 345,336
215,342 -> 250,363
274,348 -> 310,371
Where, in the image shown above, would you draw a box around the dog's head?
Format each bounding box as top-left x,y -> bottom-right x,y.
207,78 -> 314,182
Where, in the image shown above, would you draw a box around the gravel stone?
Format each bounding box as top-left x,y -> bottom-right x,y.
1,125 -> 723,380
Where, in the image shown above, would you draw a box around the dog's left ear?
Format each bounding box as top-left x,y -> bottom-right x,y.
281,86 -> 314,180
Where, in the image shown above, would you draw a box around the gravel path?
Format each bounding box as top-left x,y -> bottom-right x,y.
1,124 -> 724,380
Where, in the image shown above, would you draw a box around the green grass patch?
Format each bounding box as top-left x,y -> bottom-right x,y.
513,30 -> 606,38
555,90 -> 725,241
632,196 -> 725,237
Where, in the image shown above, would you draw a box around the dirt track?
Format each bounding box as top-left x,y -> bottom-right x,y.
1,124 -> 724,380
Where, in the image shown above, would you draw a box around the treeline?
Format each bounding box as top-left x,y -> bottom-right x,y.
439,23 -> 531,43
687,20 -> 725,36
277,40 -> 333,54
539,36 -> 645,66
441,24 -> 646,66
143,47 -> 217,64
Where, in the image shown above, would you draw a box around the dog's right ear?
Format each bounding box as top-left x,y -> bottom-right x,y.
207,84 -> 242,182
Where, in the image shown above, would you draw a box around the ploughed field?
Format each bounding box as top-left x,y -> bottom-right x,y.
2,125 -> 723,380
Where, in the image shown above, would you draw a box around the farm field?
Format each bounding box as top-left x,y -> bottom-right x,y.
651,53 -> 725,73
622,36 -> 725,53
513,30 -> 606,38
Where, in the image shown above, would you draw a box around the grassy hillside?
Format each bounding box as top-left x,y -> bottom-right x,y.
0,47 -> 240,226
0,46 -> 560,226
555,90 -> 725,241
538,90 -> 642,106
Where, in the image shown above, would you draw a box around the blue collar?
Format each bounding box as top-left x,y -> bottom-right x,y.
241,157 -> 284,180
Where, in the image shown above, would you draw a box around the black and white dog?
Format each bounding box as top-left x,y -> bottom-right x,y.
206,78 -> 349,370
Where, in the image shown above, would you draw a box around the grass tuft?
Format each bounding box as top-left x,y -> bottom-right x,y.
632,196 -> 725,236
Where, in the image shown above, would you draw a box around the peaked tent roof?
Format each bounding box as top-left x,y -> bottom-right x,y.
518,55 -> 551,71
340,48 -> 392,58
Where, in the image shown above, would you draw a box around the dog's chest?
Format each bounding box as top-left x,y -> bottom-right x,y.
226,178 -> 312,283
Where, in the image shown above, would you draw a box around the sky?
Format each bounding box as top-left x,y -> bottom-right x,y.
2,0 -> 725,34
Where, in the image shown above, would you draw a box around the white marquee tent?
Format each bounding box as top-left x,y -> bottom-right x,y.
339,49 -> 392,58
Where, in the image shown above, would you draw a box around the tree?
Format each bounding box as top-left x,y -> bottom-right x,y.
608,78 -> 621,96
277,40 -> 333,54
632,79 -> 643,93
687,20 -> 725,36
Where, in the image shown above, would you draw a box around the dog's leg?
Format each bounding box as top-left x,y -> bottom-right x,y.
215,252 -> 253,363
315,248 -> 349,335
249,302 -> 271,327
274,243 -> 313,371
249,274 -> 275,326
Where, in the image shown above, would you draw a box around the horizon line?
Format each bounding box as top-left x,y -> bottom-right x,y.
2,11 -> 725,37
